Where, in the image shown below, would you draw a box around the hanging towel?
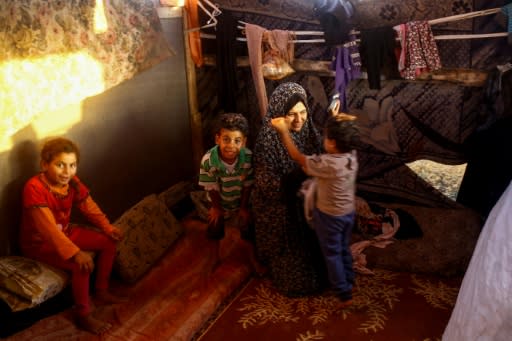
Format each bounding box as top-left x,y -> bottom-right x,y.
245,23 -> 269,118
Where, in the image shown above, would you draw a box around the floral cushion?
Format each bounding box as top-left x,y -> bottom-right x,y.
0,256 -> 68,312
114,194 -> 184,283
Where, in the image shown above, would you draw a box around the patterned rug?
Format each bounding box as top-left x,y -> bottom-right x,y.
194,270 -> 462,341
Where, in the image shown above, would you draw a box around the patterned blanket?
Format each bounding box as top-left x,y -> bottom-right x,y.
347,79 -> 486,207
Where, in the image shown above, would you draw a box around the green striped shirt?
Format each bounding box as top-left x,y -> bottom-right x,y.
199,145 -> 254,211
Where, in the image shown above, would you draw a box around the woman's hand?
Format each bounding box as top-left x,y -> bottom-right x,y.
73,250 -> 95,273
335,112 -> 357,121
271,117 -> 289,134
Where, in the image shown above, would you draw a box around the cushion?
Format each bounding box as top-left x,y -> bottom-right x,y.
0,256 -> 68,312
189,190 -> 210,221
158,181 -> 195,211
114,194 -> 184,283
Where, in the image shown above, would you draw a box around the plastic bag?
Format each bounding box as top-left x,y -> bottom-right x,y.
261,44 -> 295,80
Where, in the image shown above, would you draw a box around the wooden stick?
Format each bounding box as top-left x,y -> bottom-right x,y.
434,32 -> 508,40
428,8 -> 502,25
203,54 -> 335,77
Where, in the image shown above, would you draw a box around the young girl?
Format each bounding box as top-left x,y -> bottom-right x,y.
19,137 -> 125,335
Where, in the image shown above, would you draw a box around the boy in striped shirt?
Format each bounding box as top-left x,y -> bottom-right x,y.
199,113 -> 266,275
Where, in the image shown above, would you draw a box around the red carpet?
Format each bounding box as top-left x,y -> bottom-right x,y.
6,217 -> 252,341
195,270 -> 462,341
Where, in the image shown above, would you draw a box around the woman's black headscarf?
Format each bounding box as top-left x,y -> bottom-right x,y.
256,82 -> 322,183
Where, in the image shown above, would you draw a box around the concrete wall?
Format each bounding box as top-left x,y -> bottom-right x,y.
0,15 -> 193,256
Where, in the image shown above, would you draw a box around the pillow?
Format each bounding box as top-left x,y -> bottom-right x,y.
158,181 -> 195,211
0,256 -> 68,312
114,194 -> 184,283
189,190 -> 210,222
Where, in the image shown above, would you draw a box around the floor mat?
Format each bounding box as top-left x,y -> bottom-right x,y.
194,269 -> 462,341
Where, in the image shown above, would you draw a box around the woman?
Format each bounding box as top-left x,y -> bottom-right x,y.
252,82 -> 328,296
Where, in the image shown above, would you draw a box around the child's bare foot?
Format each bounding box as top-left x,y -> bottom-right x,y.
75,314 -> 112,335
94,291 -> 129,306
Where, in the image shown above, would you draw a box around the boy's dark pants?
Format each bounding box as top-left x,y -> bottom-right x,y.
313,208 -> 355,301
207,214 -> 254,242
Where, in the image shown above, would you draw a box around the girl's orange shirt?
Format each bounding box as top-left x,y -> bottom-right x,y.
20,174 -> 114,260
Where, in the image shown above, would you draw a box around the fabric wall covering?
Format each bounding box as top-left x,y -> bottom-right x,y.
0,0 -> 174,142
214,0 -> 473,30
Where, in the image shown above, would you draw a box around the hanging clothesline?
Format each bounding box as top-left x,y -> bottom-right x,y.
201,31 -> 508,43
201,7 -> 507,43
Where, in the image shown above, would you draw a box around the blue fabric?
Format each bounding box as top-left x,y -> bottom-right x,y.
314,0 -> 354,19
313,208 -> 355,296
314,0 -> 354,45
502,3 -> 512,34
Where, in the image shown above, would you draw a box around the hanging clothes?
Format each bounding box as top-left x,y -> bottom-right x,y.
398,21 -> 442,80
216,11 -> 237,112
261,30 -> 296,81
393,24 -> 407,75
245,24 -> 295,117
313,0 -> 354,45
331,33 -> 361,111
359,26 -> 400,90
245,23 -> 268,118
184,0 -> 203,67
484,62 -> 512,124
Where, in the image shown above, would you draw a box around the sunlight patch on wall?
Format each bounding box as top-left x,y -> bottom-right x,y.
406,159 -> 467,200
32,102 -> 83,138
0,52 -> 105,153
93,0 -> 108,33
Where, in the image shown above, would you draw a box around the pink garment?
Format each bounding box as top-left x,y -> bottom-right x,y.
265,29 -> 295,64
393,24 -> 407,73
245,24 -> 268,117
400,21 -> 441,80
25,226 -> 117,316
246,24 -> 295,117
